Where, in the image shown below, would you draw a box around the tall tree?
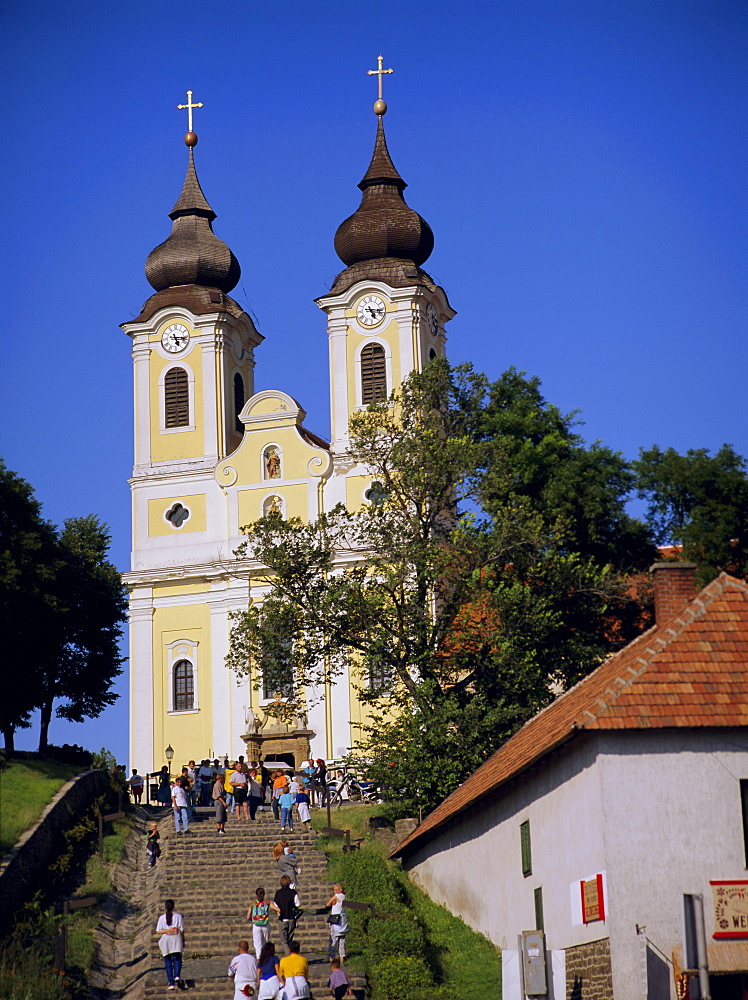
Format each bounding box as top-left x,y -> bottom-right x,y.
228,362 -> 648,812
0,461 -> 59,750
478,368 -> 656,572
37,516 -> 128,752
634,444 -> 748,586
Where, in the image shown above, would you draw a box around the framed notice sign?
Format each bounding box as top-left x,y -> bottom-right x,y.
711,880 -> 748,938
581,874 -> 606,923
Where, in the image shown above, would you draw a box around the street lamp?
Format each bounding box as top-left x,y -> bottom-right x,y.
165,744 -> 174,777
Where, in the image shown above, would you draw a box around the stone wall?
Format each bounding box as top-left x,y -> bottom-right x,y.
0,768 -> 110,935
565,937 -> 614,1000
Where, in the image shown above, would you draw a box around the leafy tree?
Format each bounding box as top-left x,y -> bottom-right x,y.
634,444 -> 748,586
0,462 -> 127,752
478,368 -> 656,571
0,461 -> 59,751
228,362 -> 649,812
37,516 -> 128,752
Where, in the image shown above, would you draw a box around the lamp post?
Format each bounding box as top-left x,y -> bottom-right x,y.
165,744 -> 174,778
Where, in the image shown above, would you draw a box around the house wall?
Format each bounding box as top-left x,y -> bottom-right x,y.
403,729 -> 748,1000
596,729 -> 748,999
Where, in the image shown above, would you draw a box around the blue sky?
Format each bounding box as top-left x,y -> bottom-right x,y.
2,1 -> 746,763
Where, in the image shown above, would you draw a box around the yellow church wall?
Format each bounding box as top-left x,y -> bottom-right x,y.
148,341 -> 204,463
345,661 -> 399,749
147,494 -> 207,536
246,395 -> 289,416
345,475 -> 373,513
237,482 -> 309,527
154,581 -> 210,597
152,603 -> 213,770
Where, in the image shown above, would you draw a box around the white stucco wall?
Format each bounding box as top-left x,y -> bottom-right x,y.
402,728 -> 748,1000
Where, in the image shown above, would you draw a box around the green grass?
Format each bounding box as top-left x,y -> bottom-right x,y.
314,804 -> 501,1000
404,879 -> 502,1000
311,800 -> 389,844
0,759 -> 80,855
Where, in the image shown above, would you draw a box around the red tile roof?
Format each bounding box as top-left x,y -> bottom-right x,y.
392,572 -> 748,859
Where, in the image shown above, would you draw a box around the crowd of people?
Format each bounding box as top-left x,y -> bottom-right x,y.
132,756 -> 332,835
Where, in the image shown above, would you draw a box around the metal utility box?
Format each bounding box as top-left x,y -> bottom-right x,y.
521,929 -> 548,995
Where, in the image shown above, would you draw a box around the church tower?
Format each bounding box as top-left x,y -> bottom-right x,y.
317,57 -> 455,477
122,100 -> 262,771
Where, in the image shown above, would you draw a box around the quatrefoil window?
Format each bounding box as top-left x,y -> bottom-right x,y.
166,503 -> 191,528
365,481 -> 388,506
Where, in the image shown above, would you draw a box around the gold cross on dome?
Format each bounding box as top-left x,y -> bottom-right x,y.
367,55 -> 393,101
177,90 -> 204,132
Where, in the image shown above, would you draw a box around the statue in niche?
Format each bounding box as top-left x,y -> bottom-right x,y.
265,447 -> 281,480
263,495 -> 283,518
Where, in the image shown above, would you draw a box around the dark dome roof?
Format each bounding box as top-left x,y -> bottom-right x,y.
334,116 -> 434,270
145,148 -> 241,294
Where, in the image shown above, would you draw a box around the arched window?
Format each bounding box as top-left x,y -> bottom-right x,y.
234,373 -> 245,433
173,659 -> 194,711
360,343 -> 387,404
164,368 -> 189,428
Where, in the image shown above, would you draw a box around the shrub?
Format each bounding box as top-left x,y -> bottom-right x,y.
367,911 -> 426,959
336,850 -> 405,914
44,743 -> 93,767
371,954 -> 435,1000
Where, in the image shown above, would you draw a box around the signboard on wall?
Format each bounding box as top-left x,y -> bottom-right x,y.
581,874 -> 606,924
711,879 -> 748,938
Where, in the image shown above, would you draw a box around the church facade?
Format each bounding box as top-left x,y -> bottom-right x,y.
123,82 -> 454,774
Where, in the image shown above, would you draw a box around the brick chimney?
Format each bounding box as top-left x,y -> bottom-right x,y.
650,562 -> 697,624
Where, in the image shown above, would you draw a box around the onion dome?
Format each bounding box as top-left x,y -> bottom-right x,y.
145,142 -> 240,294
334,115 -> 434,272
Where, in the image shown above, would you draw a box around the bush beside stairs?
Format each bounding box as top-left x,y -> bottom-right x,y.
137,807 -> 365,998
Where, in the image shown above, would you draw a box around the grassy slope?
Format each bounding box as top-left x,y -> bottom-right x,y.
0,758 -> 80,855
314,803 -> 501,1000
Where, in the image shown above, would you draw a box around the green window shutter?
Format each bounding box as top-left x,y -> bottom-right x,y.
520,819 -> 532,877
534,886 -> 544,931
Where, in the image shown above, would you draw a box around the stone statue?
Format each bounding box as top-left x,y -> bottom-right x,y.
265,447 -> 281,479
244,706 -> 259,733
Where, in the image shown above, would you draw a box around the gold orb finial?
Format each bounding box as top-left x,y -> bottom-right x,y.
373,99 -> 387,116
184,131 -> 198,147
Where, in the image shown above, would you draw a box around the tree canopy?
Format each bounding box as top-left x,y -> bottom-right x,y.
634,444 -> 748,586
227,362 -> 657,813
0,461 -> 127,751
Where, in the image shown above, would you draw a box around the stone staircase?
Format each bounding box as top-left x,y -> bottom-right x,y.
138,807 -> 365,999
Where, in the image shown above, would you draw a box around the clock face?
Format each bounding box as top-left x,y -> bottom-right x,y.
357,295 -> 386,328
161,323 -> 190,353
426,303 -> 439,337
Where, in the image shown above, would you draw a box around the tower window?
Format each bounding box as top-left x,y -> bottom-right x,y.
164,367 -> 189,427
368,659 -> 394,696
361,343 -> 387,404
174,659 -> 194,711
234,373 -> 245,433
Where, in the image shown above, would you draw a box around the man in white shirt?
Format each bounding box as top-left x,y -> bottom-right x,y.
172,778 -> 189,833
228,939 -> 258,1000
